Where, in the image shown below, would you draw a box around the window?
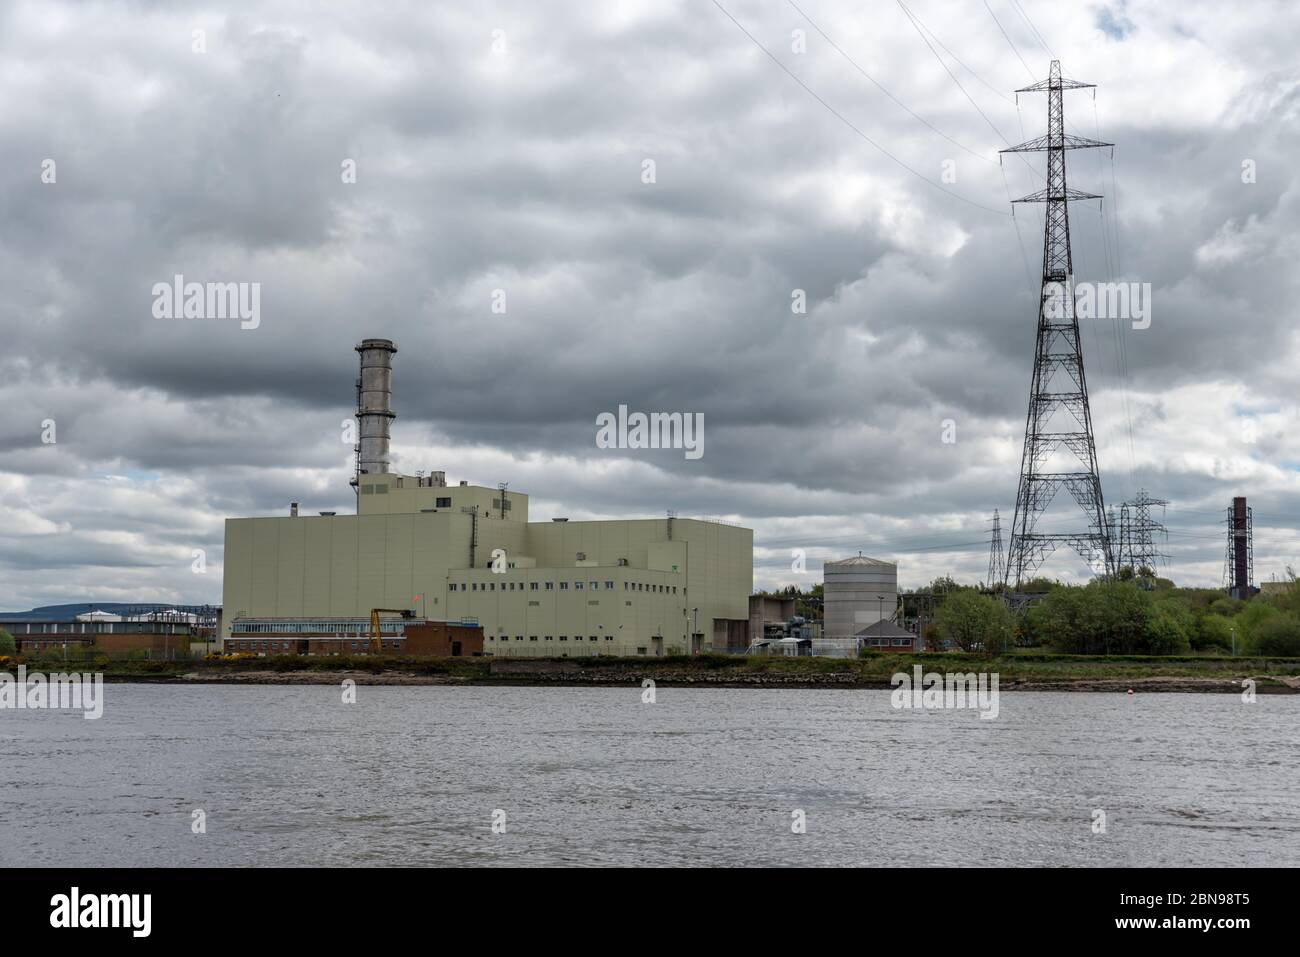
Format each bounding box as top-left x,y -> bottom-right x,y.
589,636 -> 598,642
672,587 -> 677,594
436,497 -> 451,508
449,583 -> 457,592
605,581 -> 614,590
575,581 -> 583,590
604,636 -> 613,641
530,582 -> 539,591
543,635 -> 551,641
637,647 -> 647,655
545,582 -> 554,590
558,635 -> 567,642
624,582 -> 629,591
472,583 -> 478,591
488,635 -> 495,641
559,582 -> 568,590
590,581 -> 599,591
516,635 -> 524,642
509,582 -> 515,591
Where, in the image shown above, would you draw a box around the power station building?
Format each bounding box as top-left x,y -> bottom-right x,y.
220,339 -> 753,656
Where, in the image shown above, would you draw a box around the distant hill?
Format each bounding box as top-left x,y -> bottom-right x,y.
0,601 -> 219,621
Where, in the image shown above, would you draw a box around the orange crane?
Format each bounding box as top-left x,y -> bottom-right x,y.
369,608 -> 414,655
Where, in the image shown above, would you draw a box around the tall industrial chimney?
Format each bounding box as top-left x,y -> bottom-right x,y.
1228,496 -> 1254,600
355,338 -> 397,479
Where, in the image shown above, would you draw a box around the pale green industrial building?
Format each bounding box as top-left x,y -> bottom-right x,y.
220,339 -> 753,655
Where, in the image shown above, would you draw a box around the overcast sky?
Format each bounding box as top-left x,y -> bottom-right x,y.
2,0 -> 1298,611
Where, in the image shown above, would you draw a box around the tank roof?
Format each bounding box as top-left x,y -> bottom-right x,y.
825,555 -> 895,568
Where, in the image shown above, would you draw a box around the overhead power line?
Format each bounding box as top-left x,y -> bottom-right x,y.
984,0 -> 1036,80
708,0 -> 1011,217
784,0 -> 997,164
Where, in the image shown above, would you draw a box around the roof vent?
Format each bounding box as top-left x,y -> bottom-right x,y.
553,517 -> 568,522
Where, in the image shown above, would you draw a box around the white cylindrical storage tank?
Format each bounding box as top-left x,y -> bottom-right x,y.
355,338 -> 397,476
823,555 -> 898,639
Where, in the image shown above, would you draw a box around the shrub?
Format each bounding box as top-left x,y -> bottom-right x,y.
0,629 -> 15,656
1253,616 -> 1300,657
1193,614 -> 1234,653
1150,600 -> 1195,654
935,589 -> 1014,655
1039,581 -> 1157,654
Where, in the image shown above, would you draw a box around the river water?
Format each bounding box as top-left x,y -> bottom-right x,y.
2,684 -> 1296,867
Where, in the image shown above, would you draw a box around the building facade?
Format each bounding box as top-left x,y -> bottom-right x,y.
226,617 -> 484,656
2,618 -> 195,657
222,474 -> 752,657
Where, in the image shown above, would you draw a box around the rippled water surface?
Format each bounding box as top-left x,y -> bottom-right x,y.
2,684 -> 1296,866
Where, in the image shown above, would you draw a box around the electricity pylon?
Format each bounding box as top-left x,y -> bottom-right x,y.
987,509 -> 1005,589
1002,61 -> 1114,589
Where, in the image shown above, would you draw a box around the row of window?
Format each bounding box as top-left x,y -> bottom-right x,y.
450,581 -> 677,594
228,640 -> 403,651
233,621 -> 405,635
8,622 -> 192,635
487,635 -> 614,642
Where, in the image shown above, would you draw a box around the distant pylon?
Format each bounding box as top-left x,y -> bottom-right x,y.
987,509 -> 1005,589
1117,489 -> 1168,587
1002,61 -> 1115,588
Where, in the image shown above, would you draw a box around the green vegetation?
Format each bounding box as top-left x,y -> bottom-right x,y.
1013,575 -> 1300,657
750,573 -> 1300,660
935,589 -> 1013,654
0,629 -> 15,657
1254,616 -> 1300,656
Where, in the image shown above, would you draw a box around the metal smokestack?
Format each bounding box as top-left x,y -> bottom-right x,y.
355,338 -> 397,478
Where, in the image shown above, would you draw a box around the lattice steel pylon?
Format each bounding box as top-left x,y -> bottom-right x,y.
1117,489 -> 1168,587
987,509 -> 1005,589
1001,61 -> 1114,589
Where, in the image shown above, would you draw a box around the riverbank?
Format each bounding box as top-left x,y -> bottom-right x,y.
46,651 -> 1300,692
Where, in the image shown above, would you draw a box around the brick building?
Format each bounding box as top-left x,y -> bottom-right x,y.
1,618 -> 195,658
225,617 -> 483,657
